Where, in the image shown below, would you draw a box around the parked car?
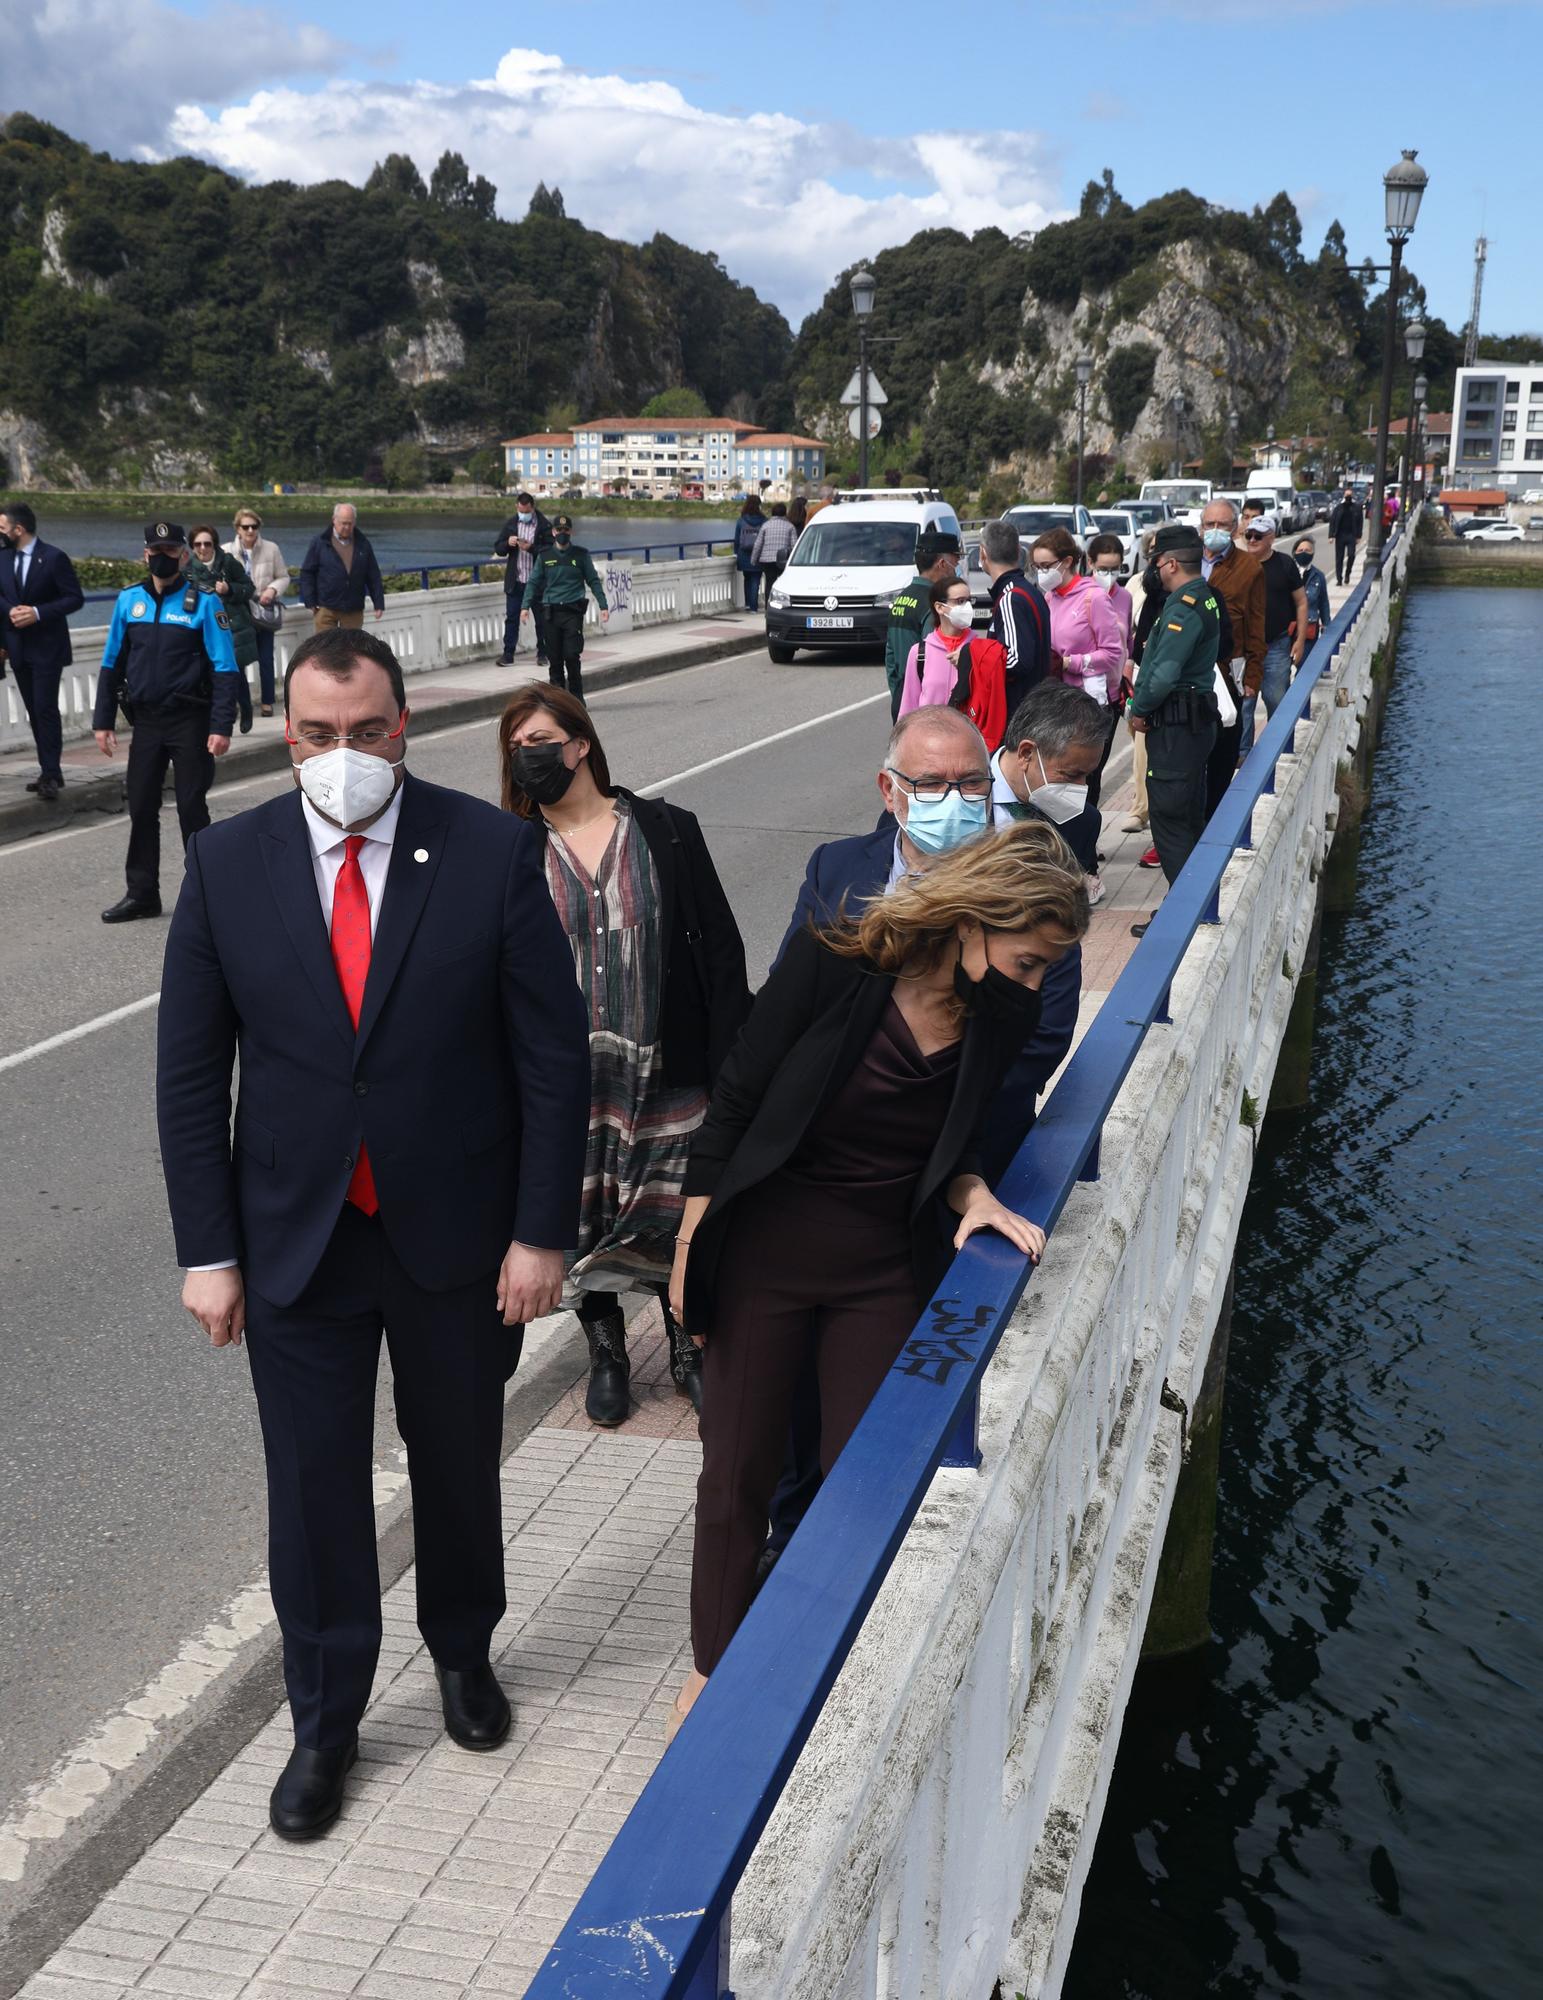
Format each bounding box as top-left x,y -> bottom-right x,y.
963,539 -> 994,625
1114,499 -> 1173,532
763,489 -> 963,663
1001,503 -> 1095,564
1525,515 -> 1543,532
1464,521 -> 1525,543
1089,509 -> 1140,578
1139,479 -> 1212,527
1307,490 -> 1333,522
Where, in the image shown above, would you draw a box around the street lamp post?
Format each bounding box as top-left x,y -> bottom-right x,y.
1075,354 -> 1093,509
1407,370 -> 1428,515
850,266 -> 876,488
1400,318 -> 1427,517
1228,406 -> 1239,481
1170,394 -> 1186,479
1367,149 -> 1429,569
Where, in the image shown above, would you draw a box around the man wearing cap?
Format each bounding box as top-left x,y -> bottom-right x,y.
92,523 -> 241,923
883,529 -> 962,721
1237,512 -> 1308,758
1127,524 -> 1220,935
522,515 -> 608,701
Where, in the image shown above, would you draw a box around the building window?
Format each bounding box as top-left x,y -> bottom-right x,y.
1528,440 -> 1543,461
1505,382 -> 1519,401
1501,441 -> 1515,458
1467,381 -> 1498,405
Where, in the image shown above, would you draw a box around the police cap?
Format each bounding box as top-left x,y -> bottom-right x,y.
917,528 -> 962,565
144,521 -> 188,547
1152,522 -> 1204,562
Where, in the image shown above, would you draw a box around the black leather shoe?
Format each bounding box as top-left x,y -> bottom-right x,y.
101,895 -> 163,924
664,1307 -> 703,1416
35,776 -> 62,802
582,1311 -> 630,1427
25,777 -> 42,793
269,1737 -> 357,1840
1130,920 -> 1151,939
437,1663 -> 511,1751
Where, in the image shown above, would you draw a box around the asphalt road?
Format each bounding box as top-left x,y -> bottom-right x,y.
0,644 -> 889,1818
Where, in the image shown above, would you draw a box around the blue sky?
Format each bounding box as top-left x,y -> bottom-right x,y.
14,0 -> 1541,337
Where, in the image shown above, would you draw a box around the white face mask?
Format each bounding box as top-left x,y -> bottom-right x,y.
296,746 -> 401,829
1026,746 -> 1089,826
1034,565 -> 1061,590
1093,570 -> 1119,591
941,601 -> 974,631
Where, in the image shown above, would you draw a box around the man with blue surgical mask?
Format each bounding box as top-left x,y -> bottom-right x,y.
758,703 -> 1086,1581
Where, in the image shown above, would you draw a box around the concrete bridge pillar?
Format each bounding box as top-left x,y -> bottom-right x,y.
1141,1261 -> 1234,1659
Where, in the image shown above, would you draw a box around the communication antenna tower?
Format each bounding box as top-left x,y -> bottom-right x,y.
1464,235 -> 1488,367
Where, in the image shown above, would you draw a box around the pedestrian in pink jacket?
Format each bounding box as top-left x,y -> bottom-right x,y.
1028,528 -> 1123,704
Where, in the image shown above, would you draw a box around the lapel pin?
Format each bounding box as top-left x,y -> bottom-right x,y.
413,848 -> 429,863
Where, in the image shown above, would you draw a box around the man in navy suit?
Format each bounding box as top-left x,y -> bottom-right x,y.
158,627 -> 590,1839
0,503 -> 85,802
763,701 -> 1089,1562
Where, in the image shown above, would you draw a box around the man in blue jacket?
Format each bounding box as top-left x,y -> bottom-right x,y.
297,505 -> 385,630
0,502 -> 85,802
764,700 -> 1088,1565
93,522 -> 241,922
159,626 -> 590,1838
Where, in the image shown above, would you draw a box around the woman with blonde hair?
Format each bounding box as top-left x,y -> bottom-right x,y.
670,821 -> 1089,1723
224,509 -> 290,717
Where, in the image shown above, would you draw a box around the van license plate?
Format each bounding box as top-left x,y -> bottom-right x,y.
806,615 -> 854,629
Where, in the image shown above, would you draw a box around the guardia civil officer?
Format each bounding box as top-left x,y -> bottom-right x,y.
93,521 -> 241,923
522,515 -> 608,701
1126,523 -> 1219,938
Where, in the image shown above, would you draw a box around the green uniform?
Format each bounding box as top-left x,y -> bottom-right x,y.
883,573 -> 933,719
526,542 -> 608,611
1132,580 -> 1220,887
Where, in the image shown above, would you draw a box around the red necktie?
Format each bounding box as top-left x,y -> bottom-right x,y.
330,834 -> 379,1215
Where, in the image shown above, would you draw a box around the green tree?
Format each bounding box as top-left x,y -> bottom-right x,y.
465,445 -> 503,488
366,154 -> 427,200
429,150 -> 495,220
382,439 -> 428,490
1103,343 -> 1157,435
640,387 -> 711,418
527,182 -> 566,221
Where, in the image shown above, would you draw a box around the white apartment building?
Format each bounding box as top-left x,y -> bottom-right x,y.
503,417 -> 827,500
1448,358 -> 1543,493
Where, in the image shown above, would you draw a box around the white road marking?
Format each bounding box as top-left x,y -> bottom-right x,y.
0,992 -> 160,1074
0,687 -> 884,1074
0,648 -> 763,861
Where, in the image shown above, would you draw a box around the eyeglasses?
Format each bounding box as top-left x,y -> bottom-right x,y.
887,766 -> 992,804
192,541 -> 215,551
285,718 -> 406,752
236,522 -> 259,532
1245,531 -> 1268,541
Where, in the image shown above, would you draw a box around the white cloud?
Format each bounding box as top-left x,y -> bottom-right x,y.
2,0 -> 351,156
158,47 -> 1064,322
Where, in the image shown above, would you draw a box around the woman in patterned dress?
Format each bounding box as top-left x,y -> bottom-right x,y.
498,686 -> 751,1426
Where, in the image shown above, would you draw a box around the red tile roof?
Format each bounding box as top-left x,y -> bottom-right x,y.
739,433 -> 826,450
501,433 -> 575,446
1436,488 -> 1507,506
574,416 -> 762,432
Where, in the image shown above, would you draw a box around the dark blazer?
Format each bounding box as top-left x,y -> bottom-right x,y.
682,929 -> 1034,1330
156,774 -> 591,1307
297,527 -> 386,614
1329,498 -> 1365,541
776,820 -> 1081,1160
0,539 -> 85,674
532,789 -> 751,1087
493,509 -> 553,590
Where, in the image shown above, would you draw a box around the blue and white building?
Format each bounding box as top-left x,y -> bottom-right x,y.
505,417 -> 827,500
499,433 -> 577,495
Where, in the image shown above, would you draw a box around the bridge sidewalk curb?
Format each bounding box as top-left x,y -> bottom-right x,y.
0,1317 -> 592,1999
0,625 -> 768,850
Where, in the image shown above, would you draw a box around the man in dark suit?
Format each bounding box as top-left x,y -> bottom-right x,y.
0,502 -> 85,802
1329,485 -> 1365,586
158,626 -> 590,1839
764,702 -> 1086,1561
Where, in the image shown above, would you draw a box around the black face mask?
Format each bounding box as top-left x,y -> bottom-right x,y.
147,552 -> 183,580
1294,552 -> 1314,568
511,741 -> 578,804
953,949 -> 1044,1035
554,533 -> 571,547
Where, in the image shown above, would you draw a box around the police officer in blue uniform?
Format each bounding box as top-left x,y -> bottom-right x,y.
94,521 -> 241,923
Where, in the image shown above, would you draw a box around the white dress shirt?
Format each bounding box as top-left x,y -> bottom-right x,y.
187,785 -> 403,1270
301,783 -> 403,938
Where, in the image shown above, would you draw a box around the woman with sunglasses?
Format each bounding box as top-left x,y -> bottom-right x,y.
187,524 -> 257,733
224,511 -> 291,716
498,685 -> 751,1426
669,822 -> 1088,1732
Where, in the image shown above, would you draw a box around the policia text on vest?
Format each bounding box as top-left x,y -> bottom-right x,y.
1128,526 -> 1220,889
93,522 -> 241,921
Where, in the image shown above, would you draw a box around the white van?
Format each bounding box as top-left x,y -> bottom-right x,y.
1139,478 -> 1212,527
1245,470 -> 1306,531
764,490 -> 962,662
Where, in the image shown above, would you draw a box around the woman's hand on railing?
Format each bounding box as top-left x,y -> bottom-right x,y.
947,1175 -> 1045,1261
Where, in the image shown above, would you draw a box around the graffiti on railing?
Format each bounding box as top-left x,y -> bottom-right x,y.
894,1298 -> 996,1386
604,565 -> 633,613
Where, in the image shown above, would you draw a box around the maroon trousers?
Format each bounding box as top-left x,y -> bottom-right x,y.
689,1175 -> 922,1673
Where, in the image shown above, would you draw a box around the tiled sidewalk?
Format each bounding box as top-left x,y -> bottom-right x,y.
19,1318 -> 700,2000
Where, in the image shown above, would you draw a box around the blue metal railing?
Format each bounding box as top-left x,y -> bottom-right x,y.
75,542 -> 731,607
526,525 -> 1405,1999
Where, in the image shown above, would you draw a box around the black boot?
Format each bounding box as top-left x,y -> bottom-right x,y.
663,1301 -> 703,1416
582,1310 -> 630,1427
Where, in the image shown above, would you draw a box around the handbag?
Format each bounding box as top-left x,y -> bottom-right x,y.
1212,665 -> 1238,729
250,596 -> 284,631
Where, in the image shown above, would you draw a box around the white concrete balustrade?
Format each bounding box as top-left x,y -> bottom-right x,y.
0,556 -> 742,756
728,536 -> 1410,1999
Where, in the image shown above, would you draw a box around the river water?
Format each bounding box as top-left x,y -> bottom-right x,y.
1063,585 -> 1542,2000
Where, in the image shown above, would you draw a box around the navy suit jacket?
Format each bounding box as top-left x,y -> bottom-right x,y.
775,819 -> 1082,1181
0,539 -> 84,674
156,774 -> 591,1308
